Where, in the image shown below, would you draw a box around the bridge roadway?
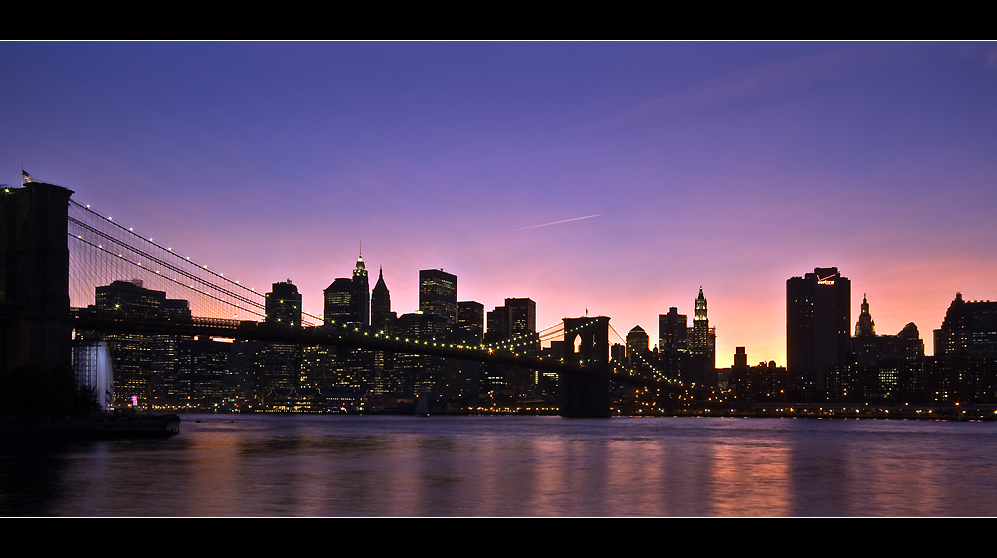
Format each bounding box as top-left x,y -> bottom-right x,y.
70,309 -> 688,392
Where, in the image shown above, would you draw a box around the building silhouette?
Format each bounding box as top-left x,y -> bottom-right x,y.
352,254 -> 370,327
931,293 -> 997,404
324,277 -> 354,326
419,269 -> 457,328
371,266 -> 394,333
687,287 -> 717,386
838,294 -> 925,403
787,267 -> 851,401
265,280 -> 302,328
263,281 -> 302,390
83,279 -> 192,407
659,307 -> 688,380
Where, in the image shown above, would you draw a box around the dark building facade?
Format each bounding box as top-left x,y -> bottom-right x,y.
659,307 -> 688,381
931,293 -> 997,404
419,269 -> 457,328
787,267 -> 851,401
265,281 -> 302,328
838,294 -> 925,403
84,279 -> 193,408
351,254 -> 370,327
324,277 -> 354,326
371,267 -> 393,333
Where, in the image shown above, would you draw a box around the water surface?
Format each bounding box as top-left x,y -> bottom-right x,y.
3,414 -> 995,516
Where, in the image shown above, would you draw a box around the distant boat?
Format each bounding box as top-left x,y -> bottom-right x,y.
415,394 -> 429,417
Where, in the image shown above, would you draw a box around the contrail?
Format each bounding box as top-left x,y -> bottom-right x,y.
512,214 -> 603,232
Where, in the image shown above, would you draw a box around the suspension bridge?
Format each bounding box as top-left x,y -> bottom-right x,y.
2,179 -> 694,417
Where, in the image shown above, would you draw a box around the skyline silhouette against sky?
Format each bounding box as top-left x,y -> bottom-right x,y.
3,41 -> 996,364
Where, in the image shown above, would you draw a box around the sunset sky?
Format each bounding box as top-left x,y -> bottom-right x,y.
3,41 -> 997,364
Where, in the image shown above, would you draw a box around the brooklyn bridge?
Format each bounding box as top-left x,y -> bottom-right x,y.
1,180 -> 696,418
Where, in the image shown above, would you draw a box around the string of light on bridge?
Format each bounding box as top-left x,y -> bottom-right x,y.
67,199 -> 324,325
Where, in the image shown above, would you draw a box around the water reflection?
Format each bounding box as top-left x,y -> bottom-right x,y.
3,415 -> 997,516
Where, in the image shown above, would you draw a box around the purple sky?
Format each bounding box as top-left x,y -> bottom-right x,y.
4,42 -> 997,364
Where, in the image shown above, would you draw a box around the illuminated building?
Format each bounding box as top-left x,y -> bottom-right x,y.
930,293 -> 997,404
786,267 -> 850,401
265,281 -> 301,327
419,269 -> 457,328
658,307 -> 687,379
352,254 -> 370,327
370,267 -> 396,395
457,301 -> 484,343
626,325 -> 649,365
485,298 -> 539,395
687,287 -> 717,386
841,294 -> 925,403
934,293 -> 997,358
324,278 -> 354,326
85,279 -> 192,408
264,281 -> 302,390
395,311 -> 449,396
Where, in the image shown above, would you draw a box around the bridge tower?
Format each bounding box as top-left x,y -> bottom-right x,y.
561,316 -> 611,418
0,181 -> 74,377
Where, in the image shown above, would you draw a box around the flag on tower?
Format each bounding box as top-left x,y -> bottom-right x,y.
22,170 -> 33,183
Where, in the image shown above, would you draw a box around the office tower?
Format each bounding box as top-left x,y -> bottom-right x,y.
787,267 -> 850,401
419,269 -> 457,327
457,301 -> 484,343
324,278 -> 354,326
734,347 -> 748,368
483,298 -> 539,394
352,254 -> 370,327
659,307 -> 688,353
371,267 -> 393,333
370,267 -> 396,395
506,298 -> 536,338
395,310 -> 449,395
265,281 -> 302,327
486,305 -> 509,342
264,281 -> 303,390
688,288 -> 717,386
87,279 -> 192,408
626,325 -> 649,366
931,293 -> 997,404
658,307 -> 688,378
934,293 -> 997,358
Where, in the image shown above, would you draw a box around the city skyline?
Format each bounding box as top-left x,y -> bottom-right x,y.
3,41 -> 997,363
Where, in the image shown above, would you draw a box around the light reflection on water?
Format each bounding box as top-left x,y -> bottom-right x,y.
3,414 -> 997,516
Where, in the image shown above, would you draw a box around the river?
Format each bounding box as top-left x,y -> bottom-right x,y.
3,414 -> 996,516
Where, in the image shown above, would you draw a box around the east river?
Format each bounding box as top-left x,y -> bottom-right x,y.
3,414 -> 997,516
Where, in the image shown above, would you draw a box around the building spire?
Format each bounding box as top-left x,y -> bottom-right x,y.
855,293 -> 876,337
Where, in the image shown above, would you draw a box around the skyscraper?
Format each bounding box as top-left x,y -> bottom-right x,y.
371,266 -> 393,333
265,281 -> 302,327
931,293 -> 997,404
264,281 -> 303,390
419,269 -> 457,328
324,278 -> 354,326
687,287 -> 717,385
787,267 -> 850,401
457,301 -> 484,343
352,254 -> 370,327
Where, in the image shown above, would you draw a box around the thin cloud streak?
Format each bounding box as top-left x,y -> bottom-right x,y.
512,214 -> 604,232
592,45 -> 895,129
